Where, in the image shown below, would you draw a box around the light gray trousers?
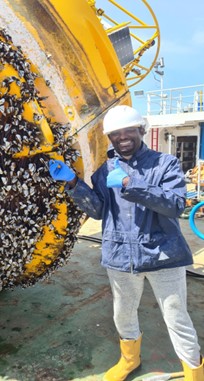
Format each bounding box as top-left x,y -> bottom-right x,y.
107,266 -> 201,368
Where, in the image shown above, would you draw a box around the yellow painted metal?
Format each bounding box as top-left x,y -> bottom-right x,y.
0,43 -> 68,282
24,201 -> 67,274
0,0 -> 160,287
0,63 -> 54,154
104,22 -> 131,34
0,0 -> 129,287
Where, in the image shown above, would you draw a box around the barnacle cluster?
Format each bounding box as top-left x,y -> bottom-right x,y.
0,29 -> 83,290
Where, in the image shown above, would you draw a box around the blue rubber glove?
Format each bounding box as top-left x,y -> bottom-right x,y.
49,159 -> 76,181
107,158 -> 128,188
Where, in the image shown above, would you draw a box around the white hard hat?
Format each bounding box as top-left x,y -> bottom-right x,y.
103,105 -> 146,135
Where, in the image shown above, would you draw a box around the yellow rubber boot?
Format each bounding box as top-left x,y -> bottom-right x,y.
181,357 -> 204,381
103,335 -> 142,381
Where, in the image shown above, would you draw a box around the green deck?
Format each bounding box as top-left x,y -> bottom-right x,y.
0,218 -> 203,381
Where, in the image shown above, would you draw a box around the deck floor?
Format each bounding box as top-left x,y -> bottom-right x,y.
0,218 -> 203,381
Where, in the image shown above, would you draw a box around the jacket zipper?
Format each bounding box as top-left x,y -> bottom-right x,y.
126,159 -> 134,273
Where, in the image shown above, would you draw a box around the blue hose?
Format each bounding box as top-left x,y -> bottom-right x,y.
189,201 -> 204,240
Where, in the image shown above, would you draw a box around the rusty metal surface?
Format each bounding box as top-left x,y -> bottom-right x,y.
0,218 -> 203,381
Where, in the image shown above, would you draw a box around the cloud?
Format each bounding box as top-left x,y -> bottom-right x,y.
161,26 -> 204,58
160,39 -> 191,55
191,29 -> 204,46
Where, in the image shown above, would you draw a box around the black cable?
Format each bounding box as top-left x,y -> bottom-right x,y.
186,270 -> 204,279
77,235 -> 102,244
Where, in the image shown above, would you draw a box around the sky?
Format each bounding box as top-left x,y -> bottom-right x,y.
96,0 -> 204,113
138,0 -> 204,89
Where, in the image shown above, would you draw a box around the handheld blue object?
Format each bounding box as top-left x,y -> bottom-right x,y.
189,201 -> 204,240
107,158 -> 128,188
49,159 -> 76,181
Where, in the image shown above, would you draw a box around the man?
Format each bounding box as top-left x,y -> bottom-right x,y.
49,105 -> 203,381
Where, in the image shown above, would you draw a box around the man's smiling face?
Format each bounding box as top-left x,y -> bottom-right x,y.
108,126 -> 144,159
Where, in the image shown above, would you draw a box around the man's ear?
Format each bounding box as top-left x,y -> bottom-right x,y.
138,126 -> 146,136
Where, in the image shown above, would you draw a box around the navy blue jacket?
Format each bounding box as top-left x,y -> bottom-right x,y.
66,143 -> 193,273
